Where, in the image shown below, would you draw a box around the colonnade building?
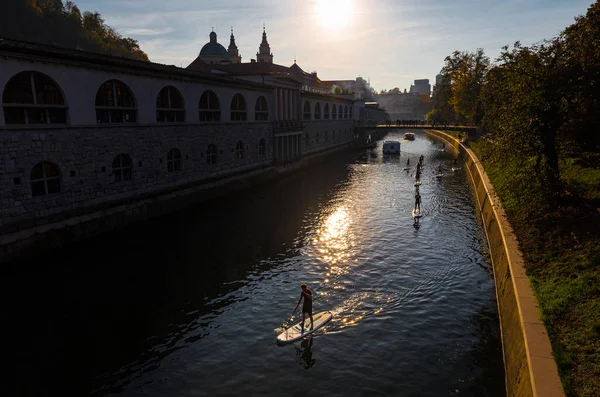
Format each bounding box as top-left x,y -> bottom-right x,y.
0,32 -> 359,252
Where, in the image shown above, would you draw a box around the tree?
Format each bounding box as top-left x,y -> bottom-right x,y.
0,0 -> 149,61
442,49 -> 489,125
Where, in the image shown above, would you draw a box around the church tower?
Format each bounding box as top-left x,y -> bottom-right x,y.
256,25 -> 273,63
227,27 -> 242,63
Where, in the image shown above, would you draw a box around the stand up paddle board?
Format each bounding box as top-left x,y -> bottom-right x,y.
412,208 -> 422,218
277,311 -> 332,345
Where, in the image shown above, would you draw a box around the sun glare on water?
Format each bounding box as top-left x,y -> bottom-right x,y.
317,0 -> 355,30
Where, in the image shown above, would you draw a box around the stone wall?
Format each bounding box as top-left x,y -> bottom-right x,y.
426,129 -> 565,397
303,120 -> 355,155
0,122 -> 273,235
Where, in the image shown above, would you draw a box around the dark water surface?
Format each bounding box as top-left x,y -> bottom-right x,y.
6,130 -> 505,397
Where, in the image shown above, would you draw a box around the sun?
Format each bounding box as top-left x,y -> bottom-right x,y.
317,0 -> 355,30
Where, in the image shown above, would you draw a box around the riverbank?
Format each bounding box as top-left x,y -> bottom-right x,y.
435,129 -> 599,397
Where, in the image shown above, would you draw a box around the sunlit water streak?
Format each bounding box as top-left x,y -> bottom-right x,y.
6,130 -> 504,397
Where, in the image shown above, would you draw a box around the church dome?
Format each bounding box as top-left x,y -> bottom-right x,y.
200,31 -> 229,56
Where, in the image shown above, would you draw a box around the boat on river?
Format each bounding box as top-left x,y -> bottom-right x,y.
382,140 -> 401,155
404,132 -> 415,141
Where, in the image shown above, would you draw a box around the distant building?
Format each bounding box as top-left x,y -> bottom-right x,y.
322,77 -> 373,100
409,79 -> 431,96
197,30 -> 241,65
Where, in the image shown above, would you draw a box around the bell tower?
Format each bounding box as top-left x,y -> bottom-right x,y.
227,27 -> 242,63
256,24 -> 273,63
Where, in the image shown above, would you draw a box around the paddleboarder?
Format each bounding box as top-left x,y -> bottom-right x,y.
415,192 -> 422,212
296,284 -> 314,332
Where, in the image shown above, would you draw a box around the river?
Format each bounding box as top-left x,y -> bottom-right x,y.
6,129 -> 505,397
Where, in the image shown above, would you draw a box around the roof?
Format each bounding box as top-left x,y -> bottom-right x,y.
199,41 -> 229,57
0,38 -> 270,91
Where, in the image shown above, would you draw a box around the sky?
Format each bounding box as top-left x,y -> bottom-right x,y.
76,0 -> 593,92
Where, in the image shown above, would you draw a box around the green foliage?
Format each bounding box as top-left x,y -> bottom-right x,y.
0,0 -> 149,61
442,48 -> 489,125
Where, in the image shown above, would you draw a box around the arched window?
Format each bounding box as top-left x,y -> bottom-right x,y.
167,148 -> 181,172
3,71 -> 67,125
314,103 -> 321,120
349,106 -> 353,119
199,90 -> 220,121
255,96 -> 268,121
30,161 -> 61,196
112,154 -> 132,182
230,94 -> 247,121
95,80 -> 136,123
338,105 -> 342,119
303,101 -> 311,120
236,141 -> 244,159
332,104 -> 337,120
324,103 -> 330,120
259,139 -> 266,155
344,105 -> 349,119
156,86 -> 185,122
207,144 -> 217,164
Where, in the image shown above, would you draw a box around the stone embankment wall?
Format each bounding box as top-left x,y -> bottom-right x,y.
426,130 -> 564,397
0,131 -> 354,265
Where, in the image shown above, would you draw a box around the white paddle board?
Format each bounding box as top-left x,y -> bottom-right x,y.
277,311 -> 332,345
412,208 -> 422,218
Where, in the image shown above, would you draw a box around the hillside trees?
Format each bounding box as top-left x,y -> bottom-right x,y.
0,0 -> 149,61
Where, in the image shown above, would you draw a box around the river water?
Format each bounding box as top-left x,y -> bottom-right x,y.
6,130 -> 505,397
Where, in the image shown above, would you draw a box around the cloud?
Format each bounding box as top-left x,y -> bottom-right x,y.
124,28 -> 175,36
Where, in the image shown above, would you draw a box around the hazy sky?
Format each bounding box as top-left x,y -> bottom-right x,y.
76,0 -> 592,91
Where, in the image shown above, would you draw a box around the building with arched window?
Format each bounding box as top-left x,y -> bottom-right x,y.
0,34 -> 357,263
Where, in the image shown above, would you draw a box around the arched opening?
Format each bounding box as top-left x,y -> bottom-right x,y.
167,148 -> 181,172
230,93 -> 247,121
303,101 -> 311,120
314,103 -> 321,120
207,144 -> 218,164
3,71 -> 67,125
199,90 -> 220,121
112,153 -> 133,181
255,96 -> 268,121
30,161 -> 61,196
96,80 -> 137,123
324,103 -> 330,120
157,86 -> 185,122
236,141 -> 244,159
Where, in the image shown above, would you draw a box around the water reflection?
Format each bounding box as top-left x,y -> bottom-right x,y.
294,337 -> 316,370
315,205 -> 352,266
7,130 -> 505,397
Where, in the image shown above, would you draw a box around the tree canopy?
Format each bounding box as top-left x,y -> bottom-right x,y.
0,0 -> 149,61
429,1 -> 600,210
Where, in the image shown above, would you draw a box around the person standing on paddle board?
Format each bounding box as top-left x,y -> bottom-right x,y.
296,284 -> 313,332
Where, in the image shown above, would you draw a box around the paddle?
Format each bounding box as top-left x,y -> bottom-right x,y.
283,305 -> 299,330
